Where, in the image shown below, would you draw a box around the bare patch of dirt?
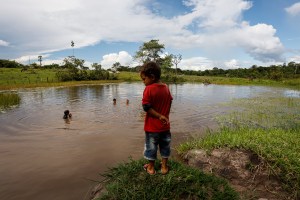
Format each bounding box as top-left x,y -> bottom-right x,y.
183,148 -> 292,200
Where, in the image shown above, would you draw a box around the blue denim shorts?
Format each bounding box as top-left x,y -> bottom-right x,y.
144,130 -> 171,161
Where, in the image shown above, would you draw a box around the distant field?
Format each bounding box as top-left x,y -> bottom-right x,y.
0,68 -> 58,85
0,68 -> 121,90
183,75 -> 300,89
0,68 -> 299,90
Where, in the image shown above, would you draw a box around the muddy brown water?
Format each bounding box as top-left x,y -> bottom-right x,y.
0,83 -> 298,200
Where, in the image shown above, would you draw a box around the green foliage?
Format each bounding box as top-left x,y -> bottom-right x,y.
55,57 -> 115,81
0,59 -> 24,68
161,74 -> 185,83
159,54 -> 173,73
97,158 -> 239,200
183,62 -> 300,80
0,93 -> 21,109
134,39 -> 165,63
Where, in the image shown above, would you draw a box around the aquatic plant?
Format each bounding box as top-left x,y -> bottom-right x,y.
0,93 -> 21,109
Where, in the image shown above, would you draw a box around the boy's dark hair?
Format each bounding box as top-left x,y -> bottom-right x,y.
140,61 -> 161,80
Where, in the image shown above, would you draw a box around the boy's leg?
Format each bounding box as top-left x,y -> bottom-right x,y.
159,131 -> 171,174
144,132 -> 158,174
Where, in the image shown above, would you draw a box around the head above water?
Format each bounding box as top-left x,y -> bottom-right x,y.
63,110 -> 72,119
140,61 -> 161,80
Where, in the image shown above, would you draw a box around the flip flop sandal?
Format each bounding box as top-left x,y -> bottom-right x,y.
143,164 -> 156,175
158,162 -> 170,175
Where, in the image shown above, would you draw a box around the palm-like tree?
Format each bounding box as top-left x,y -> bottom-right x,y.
38,55 -> 42,67
71,41 -> 75,57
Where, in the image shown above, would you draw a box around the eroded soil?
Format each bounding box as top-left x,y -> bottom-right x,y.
183,148 -> 292,200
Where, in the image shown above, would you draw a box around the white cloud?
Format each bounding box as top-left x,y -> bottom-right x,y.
287,55 -> 300,63
285,2 -> 300,16
182,0 -> 252,30
100,51 -> 133,69
14,54 -> 68,67
179,56 -> 214,71
233,23 -> 285,62
224,59 -> 240,69
0,40 -> 9,47
0,0 -> 287,66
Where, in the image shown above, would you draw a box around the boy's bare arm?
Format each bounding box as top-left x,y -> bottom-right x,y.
147,108 -> 169,124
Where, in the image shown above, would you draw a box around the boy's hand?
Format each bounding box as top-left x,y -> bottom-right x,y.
159,115 -> 169,125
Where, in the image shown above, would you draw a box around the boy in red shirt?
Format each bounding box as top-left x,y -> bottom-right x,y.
140,61 -> 173,175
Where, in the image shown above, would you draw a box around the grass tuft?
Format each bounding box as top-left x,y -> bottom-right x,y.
96,158 -> 239,200
0,93 -> 21,110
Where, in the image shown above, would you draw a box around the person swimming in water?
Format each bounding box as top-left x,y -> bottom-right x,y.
63,110 -> 72,119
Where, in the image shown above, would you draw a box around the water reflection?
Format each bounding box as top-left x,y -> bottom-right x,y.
0,83 -> 296,200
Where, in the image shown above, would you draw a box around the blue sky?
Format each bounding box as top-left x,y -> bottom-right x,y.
0,0 -> 300,70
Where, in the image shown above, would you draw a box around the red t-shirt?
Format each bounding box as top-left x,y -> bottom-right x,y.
142,83 -> 173,132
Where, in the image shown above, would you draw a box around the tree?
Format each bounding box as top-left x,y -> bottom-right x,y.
38,55 -> 42,67
112,62 -> 121,72
134,39 -> 165,64
91,63 -> 102,71
171,54 -> 182,76
159,55 -> 173,73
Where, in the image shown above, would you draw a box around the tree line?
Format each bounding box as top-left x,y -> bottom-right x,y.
1,39 -> 299,81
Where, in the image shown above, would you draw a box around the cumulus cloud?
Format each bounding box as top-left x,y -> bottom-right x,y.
0,0 -> 286,67
162,0 -> 284,63
14,54 -> 67,66
179,56 -> 214,70
285,2 -> 300,16
0,40 -> 9,47
233,23 -> 285,62
100,51 -> 133,69
224,59 -> 241,69
14,55 -> 39,64
182,0 -> 252,30
288,55 -> 300,63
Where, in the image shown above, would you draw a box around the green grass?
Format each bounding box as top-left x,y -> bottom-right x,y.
116,72 -> 300,90
1,69 -> 299,90
95,158 -> 239,200
0,68 -> 58,84
116,71 -> 141,81
0,93 -> 21,109
184,75 -> 300,89
177,96 -> 300,198
0,68 -> 123,90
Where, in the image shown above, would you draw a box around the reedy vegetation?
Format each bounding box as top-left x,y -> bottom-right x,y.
0,93 -> 21,109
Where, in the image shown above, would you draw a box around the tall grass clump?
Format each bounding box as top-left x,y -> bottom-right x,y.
95,158 -> 239,200
0,93 -> 21,109
177,96 -> 300,198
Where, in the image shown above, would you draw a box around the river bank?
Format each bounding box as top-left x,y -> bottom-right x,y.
90,95 -> 300,200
